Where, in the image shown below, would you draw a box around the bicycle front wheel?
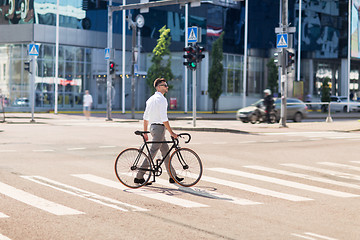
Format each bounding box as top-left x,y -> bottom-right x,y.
169,148 -> 203,187
114,148 -> 152,188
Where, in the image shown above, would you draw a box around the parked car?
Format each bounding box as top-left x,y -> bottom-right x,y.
236,98 -> 308,123
13,97 -> 29,107
325,96 -> 360,112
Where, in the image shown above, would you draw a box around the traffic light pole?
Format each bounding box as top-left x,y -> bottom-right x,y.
106,0 -> 113,121
192,69 -> 196,127
30,54 -> 36,123
279,0 -> 288,128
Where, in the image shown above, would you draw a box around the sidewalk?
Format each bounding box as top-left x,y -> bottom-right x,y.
1,112 -> 360,134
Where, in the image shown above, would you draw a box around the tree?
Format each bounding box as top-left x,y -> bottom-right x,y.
146,26 -> 174,93
266,58 -> 278,94
208,32 -> 224,114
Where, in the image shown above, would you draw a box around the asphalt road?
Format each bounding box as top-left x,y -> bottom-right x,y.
0,116 -> 360,240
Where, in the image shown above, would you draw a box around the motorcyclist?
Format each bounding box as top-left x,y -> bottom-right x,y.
263,89 -> 274,123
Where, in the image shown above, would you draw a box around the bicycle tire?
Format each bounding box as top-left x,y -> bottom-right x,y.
168,148 -> 203,187
114,148 -> 152,188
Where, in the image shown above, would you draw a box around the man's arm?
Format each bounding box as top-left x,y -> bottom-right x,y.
163,121 -> 177,139
143,120 -> 149,141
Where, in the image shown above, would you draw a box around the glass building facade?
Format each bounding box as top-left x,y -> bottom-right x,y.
0,0 -> 359,111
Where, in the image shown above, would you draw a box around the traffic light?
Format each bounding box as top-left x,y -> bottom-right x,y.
195,45 -> 205,62
109,61 -> 115,74
273,51 -> 282,67
286,50 -> 295,68
183,46 -> 197,70
24,60 -> 31,73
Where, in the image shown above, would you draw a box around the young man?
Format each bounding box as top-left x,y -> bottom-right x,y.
83,90 -> 93,120
135,78 -> 183,185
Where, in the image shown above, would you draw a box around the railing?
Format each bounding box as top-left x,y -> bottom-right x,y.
304,102 -> 359,123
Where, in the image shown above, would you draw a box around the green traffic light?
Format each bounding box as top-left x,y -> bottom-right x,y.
190,62 -> 196,67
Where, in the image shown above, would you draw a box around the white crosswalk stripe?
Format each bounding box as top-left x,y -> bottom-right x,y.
0,181 -> 83,216
0,233 -> 12,240
244,165 -> 360,190
282,163 -> 360,182
186,173 -> 312,202
21,176 -> 147,212
208,168 -> 358,198
318,162 -> 360,172
0,212 -> 9,218
351,160 -> 360,164
72,174 -> 208,208
152,177 -> 262,206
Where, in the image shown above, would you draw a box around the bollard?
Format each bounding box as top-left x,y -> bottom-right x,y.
326,103 -> 333,123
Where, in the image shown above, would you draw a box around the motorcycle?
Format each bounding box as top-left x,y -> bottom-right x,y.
249,105 -> 277,124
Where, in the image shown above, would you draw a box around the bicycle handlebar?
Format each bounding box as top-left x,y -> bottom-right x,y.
134,131 -> 191,144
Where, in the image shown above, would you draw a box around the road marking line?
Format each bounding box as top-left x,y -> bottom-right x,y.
0,233 -> 12,240
67,147 -> 86,151
0,212 -> 9,218
282,163 -> 360,181
351,161 -> 360,164
22,176 -> 147,212
318,162 -> 360,172
291,233 -> 317,240
98,146 -> 116,148
153,177 -> 262,206
72,174 -> 208,208
238,141 -> 256,144
244,165 -> 360,190
0,181 -> 83,216
187,173 -> 312,202
0,150 -> 16,153
209,168 -> 358,198
261,140 -> 280,143
32,149 -> 54,152
304,232 -> 338,240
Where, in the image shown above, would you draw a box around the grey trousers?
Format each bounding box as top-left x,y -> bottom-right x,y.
136,124 -> 175,179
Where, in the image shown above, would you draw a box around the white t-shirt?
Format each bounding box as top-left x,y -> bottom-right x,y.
83,94 -> 93,107
143,92 -> 168,124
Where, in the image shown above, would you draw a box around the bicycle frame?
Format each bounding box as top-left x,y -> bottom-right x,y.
134,133 -> 183,182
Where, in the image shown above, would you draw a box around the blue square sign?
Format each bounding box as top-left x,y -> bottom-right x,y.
187,27 -> 198,43
276,34 -> 288,48
29,44 -> 39,56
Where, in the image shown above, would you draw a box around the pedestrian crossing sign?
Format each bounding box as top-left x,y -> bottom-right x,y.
276,34 -> 288,48
29,44 -> 39,56
188,27 -> 198,43
105,48 -> 110,60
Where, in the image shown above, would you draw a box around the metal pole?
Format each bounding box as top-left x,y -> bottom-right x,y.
279,0 -> 288,128
54,0 -> 59,114
242,0 -> 248,108
184,3 -> 188,113
347,0 -> 351,112
192,69 -> 196,127
30,54 -> 36,123
131,24 -> 136,119
122,1 -> 126,114
297,0 -> 301,82
106,1 -> 113,121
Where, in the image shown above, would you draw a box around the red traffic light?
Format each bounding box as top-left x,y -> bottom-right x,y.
109,61 -> 115,74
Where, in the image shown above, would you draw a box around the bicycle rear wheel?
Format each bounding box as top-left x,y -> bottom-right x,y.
169,148 -> 202,187
114,148 -> 152,188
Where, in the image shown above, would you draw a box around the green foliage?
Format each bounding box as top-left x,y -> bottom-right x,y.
146,26 -> 174,93
266,58 -> 278,94
208,33 -> 224,113
321,77 -> 331,102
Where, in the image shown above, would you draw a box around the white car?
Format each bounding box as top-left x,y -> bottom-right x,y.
329,96 -> 360,112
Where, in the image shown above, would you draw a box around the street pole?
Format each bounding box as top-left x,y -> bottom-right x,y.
106,0 -> 113,121
242,0 -> 248,108
30,53 -> 36,123
131,22 -> 137,119
122,0 -> 126,114
184,3 -> 188,113
297,0 -> 301,82
192,69 -> 196,127
347,0 -> 351,112
54,0 -> 59,114
279,0 -> 288,128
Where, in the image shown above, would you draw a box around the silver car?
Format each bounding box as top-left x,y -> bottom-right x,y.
236,98 -> 308,123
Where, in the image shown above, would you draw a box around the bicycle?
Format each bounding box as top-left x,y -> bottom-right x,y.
114,131 -> 203,189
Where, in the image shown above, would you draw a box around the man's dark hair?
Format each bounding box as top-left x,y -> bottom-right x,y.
153,78 -> 166,88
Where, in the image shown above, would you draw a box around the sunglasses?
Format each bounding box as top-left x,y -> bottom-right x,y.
158,83 -> 168,87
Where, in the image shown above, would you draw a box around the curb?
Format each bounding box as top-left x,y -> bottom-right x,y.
173,127 -> 251,134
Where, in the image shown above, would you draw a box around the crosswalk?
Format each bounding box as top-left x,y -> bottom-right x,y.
1,160 -> 360,239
